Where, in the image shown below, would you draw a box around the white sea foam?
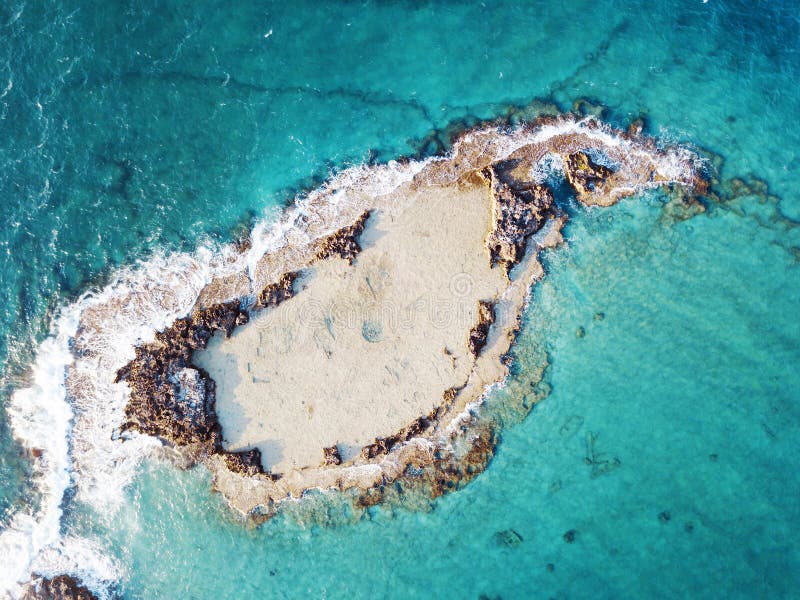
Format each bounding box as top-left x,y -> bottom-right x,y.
0,307 -> 77,597
30,536 -> 122,600
0,117 -> 702,597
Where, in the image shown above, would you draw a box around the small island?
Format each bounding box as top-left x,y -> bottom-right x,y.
107,114 -> 705,519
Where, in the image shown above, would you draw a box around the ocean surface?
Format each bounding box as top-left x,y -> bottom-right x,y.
1,1 -> 799,598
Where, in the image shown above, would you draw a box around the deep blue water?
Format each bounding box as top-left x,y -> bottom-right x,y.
1,1 -> 799,598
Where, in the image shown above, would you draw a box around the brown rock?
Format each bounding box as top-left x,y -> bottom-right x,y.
256,271 -> 299,309
360,435 -> 400,460
563,152 -> 614,199
468,301 -> 496,357
315,210 -> 371,264
482,165 -> 554,272
22,575 -> 98,600
627,117 -> 646,137
116,300 -> 249,459
356,419 -> 499,508
223,448 -> 264,476
323,445 -> 342,466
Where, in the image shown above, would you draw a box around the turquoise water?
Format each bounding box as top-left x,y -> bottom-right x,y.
1,0 -> 799,597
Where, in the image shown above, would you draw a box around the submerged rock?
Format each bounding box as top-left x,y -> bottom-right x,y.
494,528 -> 524,548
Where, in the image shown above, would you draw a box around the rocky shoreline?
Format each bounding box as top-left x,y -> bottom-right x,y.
114,298 -> 271,474
109,113 -> 706,521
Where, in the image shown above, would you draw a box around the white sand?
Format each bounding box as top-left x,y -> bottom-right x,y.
195,184 -> 508,473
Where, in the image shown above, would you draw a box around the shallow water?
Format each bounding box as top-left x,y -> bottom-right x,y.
1,0 -> 798,597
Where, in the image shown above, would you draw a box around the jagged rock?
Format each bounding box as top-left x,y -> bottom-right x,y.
22,575 -> 98,600
357,409 -> 440,461
399,414 -> 433,439
361,435 -> 400,460
315,210 -> 371,264
482,165 -> 554,272
256,271 -> 299,309
322,445 -> 342,466
223,448 -> 264,476
468,301 -> 495,357
172,368 -> 206,411
563,152 -> 614,199
440,386 -> 461,411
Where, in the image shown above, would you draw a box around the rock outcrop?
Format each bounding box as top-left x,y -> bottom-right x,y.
116,281 -> 293,474
256,271 -> 299,309
323,445 -> 342,466
315,210 -> 371,264
563,151 -> 614,199
357,419 -> 499,508
22,575 -> 98,600
468,301 -> 496,357
223,447 -> 266,477
115,300 -> 248,452
482,164 -> 555,273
